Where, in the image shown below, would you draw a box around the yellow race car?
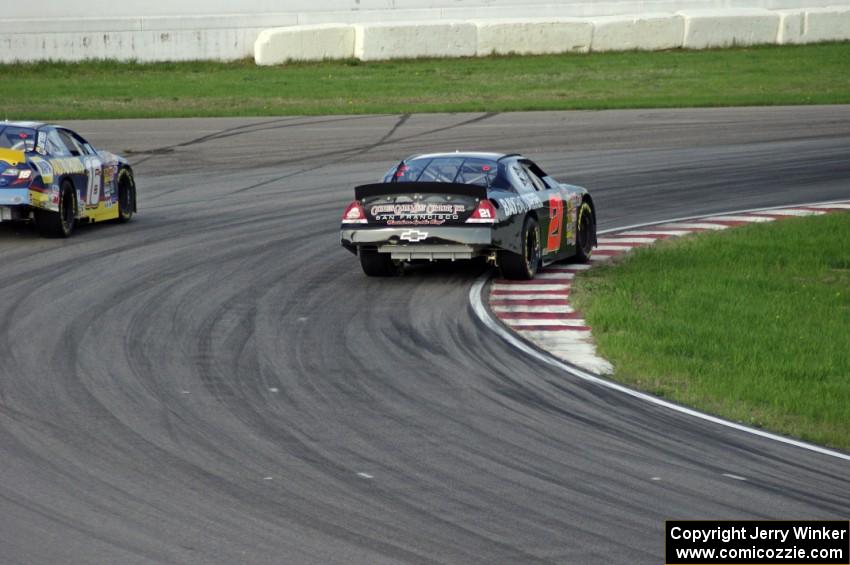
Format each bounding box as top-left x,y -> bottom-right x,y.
0,121 -> 136,237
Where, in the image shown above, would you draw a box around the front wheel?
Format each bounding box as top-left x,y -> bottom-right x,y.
499,217 -> 541,280
35,181 -> 76,238
574,201 -> 595,263
359,248 -> 398,277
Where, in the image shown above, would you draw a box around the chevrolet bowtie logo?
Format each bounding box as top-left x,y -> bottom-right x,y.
400,229 -> 428,242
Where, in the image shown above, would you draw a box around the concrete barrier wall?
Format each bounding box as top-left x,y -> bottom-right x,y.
590,13 -> 685,51
475,19 -> 593,55
354,21 -> 477,61
255,24 -> 355,65
680,8 -> 780,48
253,6 -> 848,64
777,5 -> 850,42
1,2 -> 848,62
6,1 -> 848,20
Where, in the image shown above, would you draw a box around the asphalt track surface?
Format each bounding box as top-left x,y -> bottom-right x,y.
1,107 -> 848,565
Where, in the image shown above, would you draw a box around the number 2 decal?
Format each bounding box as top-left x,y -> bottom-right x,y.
546,194 -> 564,253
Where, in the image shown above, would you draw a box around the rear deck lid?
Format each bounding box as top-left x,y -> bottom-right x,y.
355,182 -> 488,226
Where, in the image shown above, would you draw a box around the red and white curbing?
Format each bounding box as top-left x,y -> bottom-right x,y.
486,200 -> 850,375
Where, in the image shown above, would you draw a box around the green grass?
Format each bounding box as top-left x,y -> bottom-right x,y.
1,43 -> 849,119
571,213 -> 850,450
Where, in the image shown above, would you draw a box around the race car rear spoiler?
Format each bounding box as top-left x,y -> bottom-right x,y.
354,182 -> 488,200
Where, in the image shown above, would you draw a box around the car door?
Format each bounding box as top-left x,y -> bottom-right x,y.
518,159 -> 566,260
58,128 -> 103,211
72,130 -> 116,210
44,129 -> 87,203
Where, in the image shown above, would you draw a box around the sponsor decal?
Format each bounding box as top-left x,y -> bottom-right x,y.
30,157 -> 54,185
31,192 -> 45,205
371,203 -> 466,215
566,194 -> 581,243
387,219 -> 448,226
370,202 -> 467,226
103,164 -> 117,188
50,157 -> 85,176
400,229 -> 429,242
495,193 -> 542,217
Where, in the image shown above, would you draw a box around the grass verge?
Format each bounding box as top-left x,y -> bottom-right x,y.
571,212 -> 850,451
1,43 -> 849,120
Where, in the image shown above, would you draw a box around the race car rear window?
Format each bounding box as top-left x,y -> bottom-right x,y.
0,126 -> 37,152
391,157 -> 504,188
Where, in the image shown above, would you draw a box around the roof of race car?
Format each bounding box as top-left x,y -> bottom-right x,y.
1,121 -> 48,129
406,151 -> 516,161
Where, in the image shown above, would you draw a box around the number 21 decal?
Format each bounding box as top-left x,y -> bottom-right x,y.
546,195 -> 564,253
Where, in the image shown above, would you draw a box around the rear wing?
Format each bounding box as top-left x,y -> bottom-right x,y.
354,182 -> 488,200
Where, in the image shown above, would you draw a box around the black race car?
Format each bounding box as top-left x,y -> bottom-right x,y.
340,152 -> 597,279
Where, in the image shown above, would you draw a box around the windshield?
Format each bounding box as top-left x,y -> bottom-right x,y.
0,126 -> 37,152
386,156 -> 505,188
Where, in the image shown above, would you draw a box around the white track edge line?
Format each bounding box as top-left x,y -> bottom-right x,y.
470,275 -> 850,462
471,199 -> 850,463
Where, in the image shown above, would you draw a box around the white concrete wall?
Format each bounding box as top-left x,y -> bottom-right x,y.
680,8 -> 780,48
475,19 -> 593,55
5,0 -> 849,20
354,21 -> 477,60
253,6 -> 848,64
1,1 -> 849,61
255,24 -> 355,64
777,5 -> 850,42
589,13 -> 685,51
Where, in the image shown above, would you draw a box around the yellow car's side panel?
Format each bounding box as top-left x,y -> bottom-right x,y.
84,199 -> 120,222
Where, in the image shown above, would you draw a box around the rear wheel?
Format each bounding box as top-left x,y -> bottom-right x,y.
574,201 -> 595,262
36,181 -> 76,238
117,170 -> 135,223
499,217 -> 541,280
359,248 -> 398,277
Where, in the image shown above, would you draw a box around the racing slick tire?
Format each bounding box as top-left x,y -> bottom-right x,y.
359,248 -> 398,277
35,181 -> 76,238
499,217 -> 541,280
116,169 -> 135,223
574,201 -> 595,263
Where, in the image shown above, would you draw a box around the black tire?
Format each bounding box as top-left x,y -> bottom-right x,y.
359,248 -> 398,277
574,201 -> 595,263
35,181 -> 76,238
499,217 -> 541,280
116,169 -> 135,223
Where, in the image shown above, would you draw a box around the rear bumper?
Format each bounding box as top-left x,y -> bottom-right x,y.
0,189 -> 30,206
341,226 -> 493,260
0,189 -> 33,222
0,205 -> 35,222
0,188 -> 59,221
